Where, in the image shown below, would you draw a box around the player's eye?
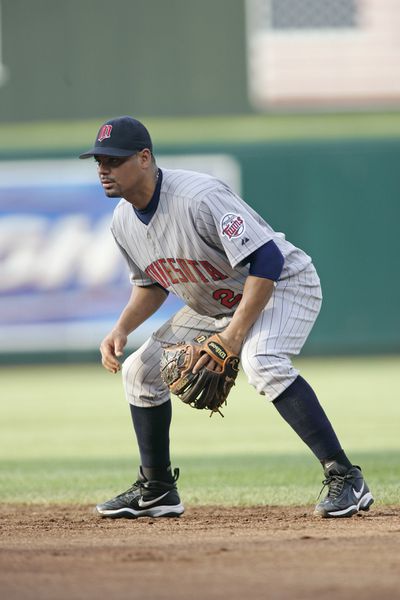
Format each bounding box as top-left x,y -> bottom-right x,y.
94,157 -> 124,168
109,158 -> 123,167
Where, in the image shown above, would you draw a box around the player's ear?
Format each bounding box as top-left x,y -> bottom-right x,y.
138,148 -> 152,167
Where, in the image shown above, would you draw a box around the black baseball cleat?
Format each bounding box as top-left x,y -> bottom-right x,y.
96,467 -> 184,519
314,463 -> 374,518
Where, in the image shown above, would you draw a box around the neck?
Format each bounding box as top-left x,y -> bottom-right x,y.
125,167 -> 159,209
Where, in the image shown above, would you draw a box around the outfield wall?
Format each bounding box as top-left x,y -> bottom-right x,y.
0,138 -> 398,361
3,0 -> 400,123
0,0 -> 249,122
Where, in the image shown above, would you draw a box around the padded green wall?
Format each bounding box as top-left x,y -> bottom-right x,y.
0,0 -> 250,121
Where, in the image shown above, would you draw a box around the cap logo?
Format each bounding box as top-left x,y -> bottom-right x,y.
97,125 -> 113,142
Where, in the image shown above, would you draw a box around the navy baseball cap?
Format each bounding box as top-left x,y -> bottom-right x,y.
79,116 -> 153,159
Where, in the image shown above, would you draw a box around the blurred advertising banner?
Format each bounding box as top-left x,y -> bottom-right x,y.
246,0 -> 400,109
0,155 -> 241,356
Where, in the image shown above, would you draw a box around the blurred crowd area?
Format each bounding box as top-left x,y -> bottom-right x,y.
0,0 -> 399,362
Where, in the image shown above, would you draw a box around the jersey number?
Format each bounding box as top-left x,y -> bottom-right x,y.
213,288 -> 242,309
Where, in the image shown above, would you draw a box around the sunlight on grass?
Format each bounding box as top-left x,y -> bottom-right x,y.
1,356 -> 399,504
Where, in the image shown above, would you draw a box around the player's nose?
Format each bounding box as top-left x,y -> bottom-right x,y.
97,162 -> 110,175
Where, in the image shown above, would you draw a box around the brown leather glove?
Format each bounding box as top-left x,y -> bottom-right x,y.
160,334 -> 240,416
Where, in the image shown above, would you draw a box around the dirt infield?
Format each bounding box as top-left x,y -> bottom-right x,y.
0,504 -> 399,600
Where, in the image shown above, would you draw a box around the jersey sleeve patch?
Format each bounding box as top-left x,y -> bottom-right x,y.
220,213 -> 245,240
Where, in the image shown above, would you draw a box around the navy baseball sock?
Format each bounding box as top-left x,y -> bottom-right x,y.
130,400 -> 173,482
273,375 -> 352,470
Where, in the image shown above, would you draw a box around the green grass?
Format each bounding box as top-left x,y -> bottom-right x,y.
1,356 -> 399,505
2,112 -> 400,154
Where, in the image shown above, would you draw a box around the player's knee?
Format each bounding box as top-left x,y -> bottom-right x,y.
121,349 -> 143,390
121,348 -> 170,407
241,353 -> 298,399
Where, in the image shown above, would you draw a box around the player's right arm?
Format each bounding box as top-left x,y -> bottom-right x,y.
100,284 -> 168,373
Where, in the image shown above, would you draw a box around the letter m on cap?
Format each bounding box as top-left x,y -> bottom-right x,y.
97,124 -> 113,142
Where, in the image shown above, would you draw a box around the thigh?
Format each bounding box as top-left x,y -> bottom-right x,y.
153,305 -> 232,344
241,266 -> 322,400
252,265 -> 322,356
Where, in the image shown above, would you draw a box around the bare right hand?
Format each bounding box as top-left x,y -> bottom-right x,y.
99,329 -> 128,373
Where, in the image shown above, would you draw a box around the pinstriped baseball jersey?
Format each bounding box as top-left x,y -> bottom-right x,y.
111,168 -> 312,317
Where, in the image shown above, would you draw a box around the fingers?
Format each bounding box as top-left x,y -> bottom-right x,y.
208,359 -> 222,373
113,332 -> 127,358
192,355 -> 222,374
100,343 -> 121,373
100,332 -> 127,373
192,353 -> 209,374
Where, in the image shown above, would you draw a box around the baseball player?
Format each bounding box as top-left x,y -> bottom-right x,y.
79,116 -> 374,519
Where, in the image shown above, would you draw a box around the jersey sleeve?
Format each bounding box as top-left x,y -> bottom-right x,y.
111,232 -> 155,287
195,186 -> 274,268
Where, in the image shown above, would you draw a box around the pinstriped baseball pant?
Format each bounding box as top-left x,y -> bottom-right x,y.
122,264 -> 322,406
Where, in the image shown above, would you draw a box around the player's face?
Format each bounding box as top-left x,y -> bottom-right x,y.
94,153 -> 148,198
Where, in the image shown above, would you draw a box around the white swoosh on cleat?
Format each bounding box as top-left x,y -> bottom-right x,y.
353,482 -> 365,500
138,491 -> 170,508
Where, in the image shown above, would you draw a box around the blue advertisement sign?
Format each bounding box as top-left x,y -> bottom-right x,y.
0,156 -> 240,355
0,160 -> 181,353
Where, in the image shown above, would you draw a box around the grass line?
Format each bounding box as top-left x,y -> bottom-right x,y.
2,112 -> 400,153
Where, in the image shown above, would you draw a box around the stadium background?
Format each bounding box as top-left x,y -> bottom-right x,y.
1,0 -> 400,362
2,6 -> 400,599
0,0 -> 399,508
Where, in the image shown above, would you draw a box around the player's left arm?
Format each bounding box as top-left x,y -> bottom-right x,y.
218,275 -> 275,354
218,238 -> 285,353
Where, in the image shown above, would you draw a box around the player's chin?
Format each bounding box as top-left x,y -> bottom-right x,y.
103,188 -> 121,198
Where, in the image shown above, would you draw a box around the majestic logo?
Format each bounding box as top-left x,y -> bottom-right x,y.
221,213 -> 245,240
97,124 -> 113,142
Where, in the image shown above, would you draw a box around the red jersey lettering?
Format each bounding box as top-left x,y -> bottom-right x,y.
199,261 -> 227,281
159,258 -> 179,285
166,258 -> 188,283
186,259 -> 208,283
145,263 -> 168,288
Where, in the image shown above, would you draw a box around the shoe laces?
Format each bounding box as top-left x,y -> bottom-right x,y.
113,480 -> 141,501
318,472 -> 351,499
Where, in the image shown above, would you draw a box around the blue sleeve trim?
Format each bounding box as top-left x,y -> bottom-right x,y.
153,282 -> 169,295
248,240 -> 284,281
137,282 -> 169,295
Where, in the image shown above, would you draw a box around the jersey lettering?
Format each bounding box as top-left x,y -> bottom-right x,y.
213,288 -> 243,309
176,258 -> 197,283
166,258 -> 188,283
186,259 -> 209,283
159,258 -> 179,285
145,262 -> 169,288
199,261 -> 227,281
145,257 -> 227,288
